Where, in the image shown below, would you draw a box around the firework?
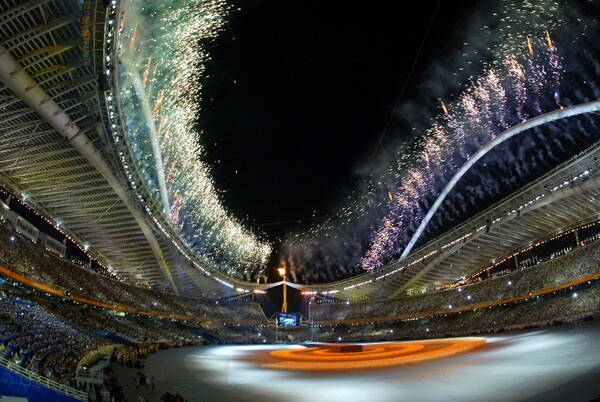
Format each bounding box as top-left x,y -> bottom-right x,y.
108,0 -> 600,284
113,0 -> 271,281
283,0 -> 600,282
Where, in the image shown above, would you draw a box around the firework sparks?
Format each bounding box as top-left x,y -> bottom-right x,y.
112,0 -> 272,281
283,0 -> 600,282
106,0 -> 599,284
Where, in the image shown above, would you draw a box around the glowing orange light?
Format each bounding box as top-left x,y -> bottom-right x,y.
545,30 -> 553,48
129,24 -> 138,52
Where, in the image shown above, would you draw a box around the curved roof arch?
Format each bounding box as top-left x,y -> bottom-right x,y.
401,100 -> 600,261
303,140 -> 600,300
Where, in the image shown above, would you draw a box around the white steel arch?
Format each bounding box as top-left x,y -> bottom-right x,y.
400,100 -> 600,260
0,44 -> 178,294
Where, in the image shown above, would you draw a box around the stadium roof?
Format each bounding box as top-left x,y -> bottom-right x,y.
304,141 -> 600,300
1,0 -> 599,301
0,0 -> 256,298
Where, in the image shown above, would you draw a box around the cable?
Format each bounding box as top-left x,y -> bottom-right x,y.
371,0 -> 442,160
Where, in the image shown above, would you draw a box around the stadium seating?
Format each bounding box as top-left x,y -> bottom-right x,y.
1,217 -> 600,396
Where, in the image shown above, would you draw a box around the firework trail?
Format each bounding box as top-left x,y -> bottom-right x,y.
283,0 -> 600,283
113,0 -> 271,281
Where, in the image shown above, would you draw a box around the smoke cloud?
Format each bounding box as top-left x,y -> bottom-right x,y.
282,0 -> 600,284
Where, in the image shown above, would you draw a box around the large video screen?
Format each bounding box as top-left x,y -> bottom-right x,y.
277,312 -> 300,327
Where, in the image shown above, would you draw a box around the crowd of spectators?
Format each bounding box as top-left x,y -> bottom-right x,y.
311,239 -> 600,325
303,278 -> 600,343
0,285 -> 219,399
44,303 -> 207,345
1,211 -> 600,399
0,290 -> 108,387
0,220 -> 266,325
298,240 -> 600,344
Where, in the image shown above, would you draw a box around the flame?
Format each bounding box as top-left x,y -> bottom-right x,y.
388,191 -> 393,202
545,30 -> 553,48
142,55 -> 152,87
153,90 -> 164,119
157,116 -> 167,135
441,101 -> 449,115
129,24 -> 138,52
526,36 -> 533,56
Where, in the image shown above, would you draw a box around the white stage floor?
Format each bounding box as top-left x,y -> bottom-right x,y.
113,320 -> 600,402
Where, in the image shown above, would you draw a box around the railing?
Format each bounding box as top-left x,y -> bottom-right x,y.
0,356 -> 87,401
76,369 -> 105,385
76,345 -> 117,385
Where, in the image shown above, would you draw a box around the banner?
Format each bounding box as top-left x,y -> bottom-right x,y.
80,0 -> 94,64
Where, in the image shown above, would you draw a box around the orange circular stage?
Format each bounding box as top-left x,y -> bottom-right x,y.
262,337 -> 486,371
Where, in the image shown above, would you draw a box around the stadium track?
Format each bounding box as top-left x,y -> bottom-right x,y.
113,319 -> 600,402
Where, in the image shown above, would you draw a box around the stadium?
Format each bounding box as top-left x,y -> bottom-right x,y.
0,0 -> 600,401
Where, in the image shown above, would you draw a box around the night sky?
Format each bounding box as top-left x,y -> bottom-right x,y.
198,0 -> 477,255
